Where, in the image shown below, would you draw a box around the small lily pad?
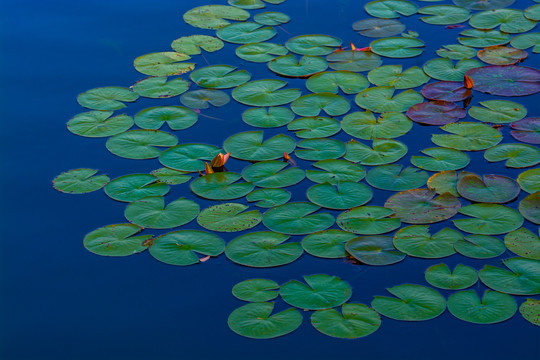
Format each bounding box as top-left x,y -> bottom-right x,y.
67,111 -> 133,137
366,165 -> 428,191
306,160 -> 366,185
262,202 -> 334,235
280,274 -> 352,310
223,131 -> 296,161
454,234 -> 506,259
232,279 -> 280,302
393,225 -> 462,258
436,44 -> 477,60
77,87 -> 138,110
135,106 -> 197,130
510,33 -> 540,53
425,263 -> 478,290
254,11 -> 290,26
190,173 -> 254,201
242,107 -> 295,128
247,188 -> 291,208
337,206 -> 401,235
311,304 -> 381,339
83,223 -> 151,257
411,147 -> 470,172
346,236 -> 406,265
53,168 -> 109,194
301,230 -> 357,259
228,303 -> 302,339
198,203 -> 261,232
448,290 -> 517,324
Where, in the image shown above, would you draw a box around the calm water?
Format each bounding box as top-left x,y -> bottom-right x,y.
1,0 -> 539,359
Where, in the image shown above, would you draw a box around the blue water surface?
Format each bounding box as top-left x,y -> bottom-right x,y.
1,0 -> 539,359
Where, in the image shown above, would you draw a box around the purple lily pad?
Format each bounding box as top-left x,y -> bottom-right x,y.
421,81 -> 472,102
465,65 -> 540,97
407,101 -> 467,126
511,117 -> 540,144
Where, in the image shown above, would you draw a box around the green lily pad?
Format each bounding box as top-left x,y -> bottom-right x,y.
365,0 -> 418,18
355,87 -> 423,113
411,147 -> 470,172
344,139 -> 408,165
367,65 -> 429,89
198,203 -> 261,232
228,302 -> 302,339
371,284 -> 446,321
232,279 -> 280,302
370,37 -> 424,58
431,122 -> 502,151
83,223 -> 151,257
301,230 -> 357,258
484,143 -> 540,168
180,89 -> 230,109
453,0 -> 516,10
287,116 -> 340,138
105,130 -> 178,160
342,111 -> 412,140
291,93 -> 350,117
131,76 -> 190,98
159,144 -> 222,172
436,44 -> 477,60
306,159 -> 366,185
190,65 -> 251,89
454,234 -> 506,259
307,181 -> 373,210
135,106 -> 197,131
393,225 -> 462,258
419,5 -> 471,25
104,174 -> 169,202
453,203 -> 524,235
216,22 -> 276,44
311,304 -> 381,339
232,79 -> 301,106
242,107 -> 294,128
505,228 -> 540,260
295,138 -> 346,161
77,87 -> 138,110
346,236 -> 406,265
223,131 -> 296,161
458,29 -> 511,48
134,52 -> 195,77
124,196 -> 199,229
469,9 -> 537,34
385,189 -> 461,224
353,18 -> 406,38
229,0 -> 284,10
337,206 -> 401,235
149,230 -> 225,266
280,274 -> 352,310
510,33 -> 540,53
150,168 -> 191,185
423,58 -> 483,81
285,35 -> 342,56
235,42 -> 289,62
262,202 -> 334,235
478,45 -> 528,65
242,160 -> 305,188
525,4 -> 540,21
225,231 -> 303,267
326,50 -> 383,72
171,35 -> 224,55
190,173 -> 254,201
53,168 -> 109,194
254,11 -> 290,26
479,257 -> 540,295
306,71 -> 369,94
67,111 -> 133,137
427,170 -> 473,196
425,263 -> 478,290
448,290 -> 517,324
468,100 -> 526,124
247,188 -> 291,208
519,192 -> 540,225
268,54 -> 328,77
520,299 -> 540,326
517,168 -> 540,193
456,174 -> 520,203
183,5 -> 250,29
466,65 -> 540,97
366,165 -> 428,191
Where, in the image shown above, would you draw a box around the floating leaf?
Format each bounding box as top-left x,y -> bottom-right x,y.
456,174 -> 520,203
236,42 -> 289,62
183,5 -> 250,29
337,206 -> 401,235
448,290 -> 517,324
519,192 -> 540,225
370,37 -> 424,58
419,5 -> 471,25
453,0 -> 516,11
453,203 -> 523,235
104,174 -> 169,202
135,106 -> 197,131
367,65 -> 429,89
453,234 -> 506,259
505,228 -> 540,260
301,230 -> 357,258
190,65 -> 251,88
247,188 -> 291,208
228,0 -> 284,10
353,18 -> 405,38
223,131 -> 296,161
159,144 -> 222,172
421,81 -> 471,102
242,107 -> 294,128
425,263 -> 478,290
150,168 -> 191,185
511,117 -> 540,144
77,87 -> 138,111
180,89 -> 230,109
366,165 -> 428,191
306,71 -> 369,94
484,143 -> 540,168
479,257 -> 540,295
134,52 -> 195,77
306,160 -> 366,185
307,182 -> 373,210
295,138 -> 346,161
217,22 -> 276,44
311,304 -> 381,339
131,76 -> 190,98
346,236 -> 406,265
411,147 -> 470,171
326,50 -> 383,72
291,93 -> 350,117
124,196 -> 199,229
342,111 -> 412,140
517,168 -> 540,194
477,45 -> 528,65
228,302 -> 302,339
287,116 -> 340,139
190,173 -> 254,201
262,202 -> 334,235
268,54 -> 328,77
344,139 -> 408,165
242,161 -> 305,188
105,130 -> 177,160
510,33 -> 540,53
254,11 -> 290,26
393,225 -> 462,258
285,35 -> 342,56
67,111 -> 133,138
232,279 -> 280,302
355,87 -> 423,113
83,223 -> 151,257
458,29 -> 511,48
466,65 -> 540,97
436,44 -> 476,60
469,9 -> 537,34
197,203 -> 261,233
525,4 -> 540,21
226,231 -> 303,267
386,189 -> 461,224
232,79 -> 301,106
520,299 -> 540,326
149,230 -> 224,266
365,0 -> 418,18
468,100 -> 526,124
371,284 -> 446,321
280,274 -> 352,310
427,170 -> 473,196
171,35 -> 224,55
407,101 -> 466,126
423,58 -> 483,81
53,168 -> 109,194
431,122 -> 502,151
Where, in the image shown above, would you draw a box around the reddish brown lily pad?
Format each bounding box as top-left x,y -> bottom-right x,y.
465,65 -> 540,96
406,101 -> 466,126
511,117 -> 540,144
421,81 -> 472,102
457,173 -> 520,204
477,46 -> 528,65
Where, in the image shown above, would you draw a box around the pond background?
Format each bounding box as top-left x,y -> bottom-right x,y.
1,0 -> 539,359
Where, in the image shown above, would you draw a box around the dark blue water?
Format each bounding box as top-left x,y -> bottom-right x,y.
1,0 -> 539,359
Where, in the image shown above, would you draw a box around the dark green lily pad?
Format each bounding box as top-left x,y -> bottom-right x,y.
77,87 -> 138,110
216,22 -> 276,44
406,101 -> 466,126
484,143 -> 540,168
287,116 -> 340,138
457,174 -> 520,203
285,35 -> 342,56
247,188 -> 291,208
150,168 -> 191,185
519,192 -> 540,225
159,144 -> 222,172
190,173 -> 254,201
306,160 -> 366,185
366,165 -> 428,191
425,263 -> 478,290
371,284 -> 446,321
393,225 -> 462,258
423,58 -> 483,81
198,203 -> 261,232
223,131 -> 296,161
180,89 -> 230,109
183,5 -> 250,30
105,130 -> 178,160
479,257 -> 540,295
232,79 -> 301,106
131,76 -> 190,98
365,0 -> 418,18
171,35 -> 224,55
469,9 -> 537,34
453,203 -> 523,235
67,111 -> 133,137
337,206 -> 401,235
465,65 -> 540,97
306,71 -> 369,94
225,231 -> 303,267
411,147 -> 470,172
511,117 -> 540,144
311,304 -> 381,339
190,65 -> 251,88
242,160 -> 305,188
468,100 -> 526,124
355,87 -> 423,113
135,106 -> 197,130
242,107 -> 295,128
280,274 -> 352,310
367,65 -> 429,89
458,29 -> 511,48
520,299 -> 540,326
518,168 -> 540,194
104,174 -> 169,202
370,37 -> 424,58
134,52 -> 195,77
291,93 -> 350,117
505,228 -> 540,260
307,182 -> 373,210
342,111 -> 412,139
232,279 -> 280,302
454,234 -> 506,259
436,44 -> 477,60
254,11 -> 290,26
295,138 -> 346,161
448,290 -> 517,324
236,42 -> 289,62
326,50 -> 383,72
268,54 -> 328,77
301,230 -> 357,259
385,189 -> 461,224
419,5 -> 471,25
228,303 -> 302,339
344,139 -> 408,165
53,168 -> 109,194
353,18 -> 405,38
427,170 -> 473,196
229,0 -> 284,10
346,236 -> 406,265
124,196 -> 199,229
262,202 -> 334,235
83,223 -> 151,257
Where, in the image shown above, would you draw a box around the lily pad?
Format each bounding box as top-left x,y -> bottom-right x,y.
436,44 -> 477,60
411,147 -> 470,171
159,144 -> 222,172
345,236 -> 406,265
232,279 -> 280,302
385,189 -> 461,224
306,71 -> 369,94
517,168 -> 540,193
423,58 -> 483,81
83,223 -> 151,257
352,18 -> 406,38
232,79 -> 301,106
53,168 -> 109,194
228,303 -> 302,339
171,35 -> 224,55
135,106 -> 197,130
190,173 -> 254,201
393,225 -> 462,257
280,274 -> 352,310
465,65 -> 540,97
407,101 -> 466,126
198,203 -> 261,232
510,33 -> 540,53
469,9 -> 537,34
371,284 -> 446,321
306,160 -> 366,185
180,89 -> 230,109
427,170 -> 473,196
432,122 -> 502,151
511,117 -> 540,144
295,138 -> 346,161
150,168 -> 191,185
365,0 -> 418,18
458,29 -> 511,48
131,76 -> 190,98
456,174 -> 520,203
421,81 -> 471,102
242,107 -> 295,128
337,206 -> 401,235
291,93 -> 350,117
77,87 -> 138,110
104,174 -> 169,202
262,202 -> 334,235
307,182 -> 373,210
326,50 -> 383,72
183,5 -> 250,29
453,234 -> 506,259
484,143 -> 540,168
285,35 -> 342,56
520,299 -> 540,326
311,304 -> 381,339
242,160 -> 305,188
134,52 -> 195,77
105,130 -> 178,160
505,228 -> 540,260
229,0 -> 284,9
190,65 -> 251,88
268,54 -> 328,78
366,165 -> 428,191
247,188 -> 291,208
453,0 -> 516,10
342,111 -> 412,140
223,131 -> 296,161
67,111 -> 133,137
254,11 -> 290,26
453,203 -> 523,235
124,196 -> 199,229
419,5 -> 471,25
344,139 -> 408,166
525,4 -> 540,21
288,117 -> 340,138
468,100 -> 526,124
355,87 -> 423,113
477,45 -> 528,65
367,65 -> 429,89
236,42 -> 289,62
301,230 -> 357,258
216,22 -> 276,44
448,290 -> 517,324
425,263 -> 478,290
149,230 -> 225,266
519,192 -> 540,225
479,257 -> 540,295
370,37 -> 424,58
225,231 -> 303,267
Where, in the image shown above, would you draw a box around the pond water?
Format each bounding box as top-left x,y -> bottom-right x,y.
1,0 -> 539,359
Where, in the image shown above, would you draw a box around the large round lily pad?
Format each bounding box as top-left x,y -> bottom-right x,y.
465,65 -> 540,97
254,11 -> 290,26
385,189 -> 461,224
83,223 -> 151,257
345,236 -> 406,265
131,76 -> 190,98
337,206 -> 401,235
216,22 -> 276,44
183,5 -> 250,29
291,93 -> 350,117
366,165 -> 428,191
285,35 -> 342,56
368,65 -> 429,89
135,106 -> 197,131
458,29 -> 511,48
180,89 -> 230,109
287,116 -> 341,139
307,181 -> 373,210
236,42 -> 288,62
425,263 -> 478,290
150,168 -> 191,185
344,139 -> 408,166
477,45 -> 528,65
104,174 -> 169,202
134,52 -> 195,77
105,130 -> 178,160
306,71 -> 369,94
242,107 -> 294,128
479,257 -> 540,295
171,35 -> 224,55
370,37 -> 424,58
124,196 -> 199,229
448,290 -> 517,324
353,18 -> 405,38
280,274 -> 352,310
262,202 -> 334,235
326,50 -> 383,72
355,87 -> 423,113
436,44 -> 477,61
159,144 -> 222,172
311,304 -> 381,339
484,143 -> 540,168
295,138 -> 346,161
301,230 -> 357,259
247,188 -> 291,208
197,203 -> 261,232
77,87 -> 138,111
407,101 -> 466,126
53,168 -> 109,194
456,173 -> 520,203
342,111 -> 412,140
190,65 -> 250,88
421,81 -> 472,102
411,147 -> 470,172
505,228 -> 540,260
232,279 -> 280,302
393,225 -> 462,258
423,58 -> 483,81
453,203 -> 523,235
223,131 -> 296,161
419,5 -> 471,25
190,173 -> 254,201
268,54 -> 328,78
228,303 -> 302,339
468,100 -> 527,124
232,79 -> 301,106
306,160 -> 366,185
67,111 -> 133,137
453,234 -> 506,259
242,160 -> 305,188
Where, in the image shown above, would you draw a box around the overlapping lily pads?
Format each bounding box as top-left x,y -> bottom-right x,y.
511,33 -> 540,53
427,170 -> 473,196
